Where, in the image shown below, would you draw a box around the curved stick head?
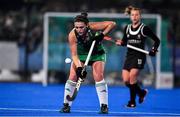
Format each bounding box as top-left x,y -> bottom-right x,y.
66,89 -> 78,101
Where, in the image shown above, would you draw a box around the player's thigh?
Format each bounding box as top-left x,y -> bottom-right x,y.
92,61 -> 105,82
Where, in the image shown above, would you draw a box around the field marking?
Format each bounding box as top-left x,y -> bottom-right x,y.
0,107 -> 180,116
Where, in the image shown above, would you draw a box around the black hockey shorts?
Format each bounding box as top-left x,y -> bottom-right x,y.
123,55 -> 146,71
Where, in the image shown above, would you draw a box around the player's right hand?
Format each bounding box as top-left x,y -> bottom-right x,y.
76,67 -> 87,79
149,48 -> 157,56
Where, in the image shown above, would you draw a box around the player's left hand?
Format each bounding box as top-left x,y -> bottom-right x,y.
149,47 -> 157,56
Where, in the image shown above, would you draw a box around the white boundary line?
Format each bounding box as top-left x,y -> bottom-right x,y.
0,107 -> 180,116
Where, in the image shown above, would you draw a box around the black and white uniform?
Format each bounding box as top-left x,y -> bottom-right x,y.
122,23 -> 160,71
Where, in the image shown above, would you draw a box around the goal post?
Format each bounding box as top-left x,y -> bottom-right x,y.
43,12 -> 172,88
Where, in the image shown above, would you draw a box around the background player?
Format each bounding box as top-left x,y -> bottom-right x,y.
116,6 -> 160,108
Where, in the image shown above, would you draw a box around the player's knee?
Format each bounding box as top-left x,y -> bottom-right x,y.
129,73 -> 138,79
68,74 -> 78,82
122,76 -> 130,83
93,73 -> 104,80
129,79 -> 137,84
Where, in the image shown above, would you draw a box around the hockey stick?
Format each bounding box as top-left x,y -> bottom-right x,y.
126,44 -> 149,54
66,40 -> 96,101
103,36 -> 149,55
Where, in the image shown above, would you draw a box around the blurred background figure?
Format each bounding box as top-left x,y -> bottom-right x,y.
115,5 -> 160,108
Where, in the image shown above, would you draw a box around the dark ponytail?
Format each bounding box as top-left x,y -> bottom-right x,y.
81,12 -> 88,17
74,12 -> 89,24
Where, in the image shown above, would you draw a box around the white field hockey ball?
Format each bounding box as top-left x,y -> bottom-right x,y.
65,58 -> 72,63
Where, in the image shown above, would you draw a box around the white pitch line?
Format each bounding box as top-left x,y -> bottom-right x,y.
0,107 -> 58,112
0,107 -> 180,116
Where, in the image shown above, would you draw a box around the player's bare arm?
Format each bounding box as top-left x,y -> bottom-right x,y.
89,21 -> 116,35
68,30 -> 82,68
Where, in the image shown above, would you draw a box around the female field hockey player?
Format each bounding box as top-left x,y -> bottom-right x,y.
60,12 -> 116,113
116,6 -> 160,108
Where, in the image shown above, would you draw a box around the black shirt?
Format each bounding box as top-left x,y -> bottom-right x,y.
122,23 -> 160,55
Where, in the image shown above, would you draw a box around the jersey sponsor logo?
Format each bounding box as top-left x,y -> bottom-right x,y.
128,39 -> 141,44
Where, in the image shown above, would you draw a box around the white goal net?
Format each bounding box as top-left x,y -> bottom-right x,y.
42,12 -> 173,88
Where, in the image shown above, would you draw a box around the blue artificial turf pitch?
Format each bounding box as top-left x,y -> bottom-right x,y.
0,82 -> 180,116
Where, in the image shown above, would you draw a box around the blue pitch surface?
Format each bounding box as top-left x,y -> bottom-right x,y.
0,82 -> 180,116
